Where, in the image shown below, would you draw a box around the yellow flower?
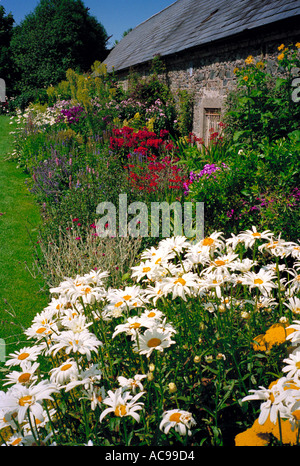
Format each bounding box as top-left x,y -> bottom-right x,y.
296,42 -> 300,49
256,61 -> 265,69
235,427 -> 270,446
243,75 -> 249,82
245,55 -> 254,65
277,53 -> 285,61
278,43 -> 285,51
233,67 -> 239,74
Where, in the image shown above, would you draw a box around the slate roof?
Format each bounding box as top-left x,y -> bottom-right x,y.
104,0 -> 300,72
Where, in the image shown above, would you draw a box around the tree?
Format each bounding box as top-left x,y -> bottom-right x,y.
10,0 -> 108,96
0,6 -> 15,96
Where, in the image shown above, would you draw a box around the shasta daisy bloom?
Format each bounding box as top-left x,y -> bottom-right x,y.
49,358 -> 79,385
143,282 -> 165,304
112,316 -> 154,339
282,352 -> 300,380
131,259 -> 163,282
83,269 -> 109,286
203,252 -> 239,274
198,231 -> 225,253
242,377 -> 290,425
117,374 -> 147,394
286,269 -> 300,295
3,362 -> 40,387
0,380 -> 59,424
133,327 -> 175,358
80,385 -> 106,410
106,285 -> 142,309
5,345 -> 42,368
141,245 -> 175,262
184,243 -> 210,266
158,236 -> 190,255
285,297 -> 300,315
237,226 -> 273,249
161,272 -> 200,301
48,329 -> 102,360
50,275 -> 88,297
140,308 -> 165,322
241,269 -> 277,296
258,235 -> 293,258
198,272 -> 229,298
65,363 -> 102,392
159,409 -> 196,436
67,283 -> 104,305
100,388 -> 145,423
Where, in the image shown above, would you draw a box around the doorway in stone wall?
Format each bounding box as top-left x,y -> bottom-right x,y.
203,108 -> 221,145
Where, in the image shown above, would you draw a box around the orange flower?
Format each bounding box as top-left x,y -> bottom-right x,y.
245,55 -> 254,65
278,43 -> 285,51
277,53 -> 285,61
235,426 -> 270,446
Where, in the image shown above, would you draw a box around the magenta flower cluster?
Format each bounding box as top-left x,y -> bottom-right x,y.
57,105 -> 85,124
183,163 -> 229,195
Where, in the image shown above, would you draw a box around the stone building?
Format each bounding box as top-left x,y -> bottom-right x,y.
104,0 -> 300,141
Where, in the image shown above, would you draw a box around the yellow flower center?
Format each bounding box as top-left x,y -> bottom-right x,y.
19,395 -> 33,407
114,301 -> 123,308
36,327 -> 47,334
129,322 -> 141,329
114,404 -> 127,417
18,373 -> 31,384
202,237 -> 214,246
296,362 -> 300,370
254,278 -> 264,285
123,294 -> 132,301
169,412 -> 182,423
143,267 -> 151,273
18,352 -> 30,361
252,232 -> 261,237
61,363 -> 73,371
147,311 -> 157,317
11,438 -> 23,446
147,338 -> 162,348
174,277 -> 186,286
214,260 -> 226,266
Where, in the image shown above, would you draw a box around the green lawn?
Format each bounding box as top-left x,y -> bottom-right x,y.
0,115 -> 49,359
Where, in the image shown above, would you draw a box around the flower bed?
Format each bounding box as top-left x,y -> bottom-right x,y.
1,227 -> 300,446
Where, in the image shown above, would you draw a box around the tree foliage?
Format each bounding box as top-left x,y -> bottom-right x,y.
0,6 -> 15,93
10,0 -> 108,96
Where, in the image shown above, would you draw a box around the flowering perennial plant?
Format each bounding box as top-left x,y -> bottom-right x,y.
0,226 -> 300,446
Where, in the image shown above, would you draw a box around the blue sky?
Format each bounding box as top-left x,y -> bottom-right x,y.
1,0 -> 174,46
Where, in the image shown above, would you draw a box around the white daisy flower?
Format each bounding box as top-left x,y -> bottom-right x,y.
0,380 -> 59,424
236,226 -> 273,249
117,374 -> 147,394
158,236 -> 190,255
282,352 -> 300,380
160,272 -> 200,301
64,364 -> 102,392
242,377 -> 290,425
241,269 -> 277,296
48,329 -> 102,360
284,297 -> 300,315
3,362 -> 40,387
100,388 -> 145,423
112,316 -> 154,339
49,358 -> 79,385
159,409 -> 196,436
5,346 -> 42,368
133,327 -> 175,358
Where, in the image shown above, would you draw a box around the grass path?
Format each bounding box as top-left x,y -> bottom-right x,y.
0,115 -> 48,355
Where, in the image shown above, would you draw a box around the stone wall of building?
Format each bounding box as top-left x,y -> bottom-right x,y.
115,18 -> 300,139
